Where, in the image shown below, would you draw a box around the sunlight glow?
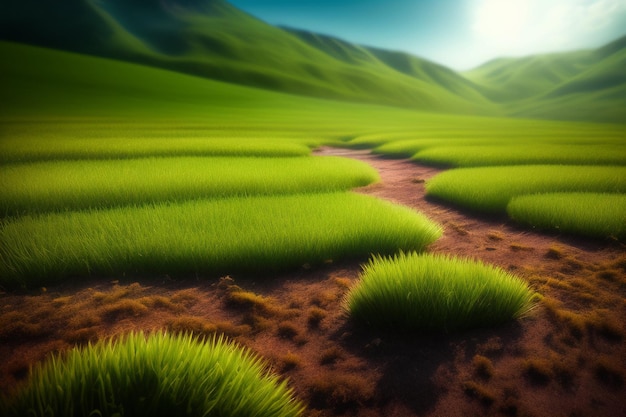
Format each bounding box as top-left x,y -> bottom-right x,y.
468,0 -> 626,65
472,0 -> 531,44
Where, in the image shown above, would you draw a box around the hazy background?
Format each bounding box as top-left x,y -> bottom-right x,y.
229,0 -> 626,69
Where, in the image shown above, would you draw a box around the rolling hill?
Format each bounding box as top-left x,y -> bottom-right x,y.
0,0 -> 497,115
464,36 -> 626,123
1,0 -> 624,122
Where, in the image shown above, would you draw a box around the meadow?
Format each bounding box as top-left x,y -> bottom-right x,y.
0,193 -> 441,289
350,128 -> 626,238
0,156 -> 379,216
1,41 -> 625,416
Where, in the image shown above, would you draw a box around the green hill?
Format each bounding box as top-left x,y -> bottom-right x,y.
464,36 -> 626,122
0,39 -> 457,129
0,0 -> 496,115
1,0 -> 624,122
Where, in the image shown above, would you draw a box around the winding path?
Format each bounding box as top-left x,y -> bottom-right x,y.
315,146 -> 623,276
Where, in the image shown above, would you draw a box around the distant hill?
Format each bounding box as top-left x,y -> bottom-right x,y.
464,36 -> 626,123
284,28 -> 492,109
1,0 -> 624,122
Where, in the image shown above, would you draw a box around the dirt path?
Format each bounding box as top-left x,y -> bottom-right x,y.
1,148 -> 624,417
316,146 -> 624,273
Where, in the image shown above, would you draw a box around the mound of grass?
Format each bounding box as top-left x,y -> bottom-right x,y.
0,331 -> 304,417
425,165 -> 626,213
0,156 -> 379,216
0,137 -> 312,163
413,145 -> 626,167
372,137 -> 510,158
0,193 -> 442,289
345,252 -> 536,331
507,193 -> 626,240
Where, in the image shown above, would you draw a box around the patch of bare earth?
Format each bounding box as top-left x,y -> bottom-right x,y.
1,147 -> 624,417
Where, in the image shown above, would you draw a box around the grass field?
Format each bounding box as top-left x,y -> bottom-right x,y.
0,156 -> 379,216
1,41 -> 624,291
357,125 -> 626,239
1,35 -> 625,417
0,193 -> 442,289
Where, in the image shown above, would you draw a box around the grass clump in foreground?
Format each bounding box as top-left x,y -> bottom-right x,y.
345,252 -> 536,331
0,332 -> 304,417
507,193 -> 626,240
0,193 -> 442,289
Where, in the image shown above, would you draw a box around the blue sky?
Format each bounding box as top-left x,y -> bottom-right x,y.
229,0 -> 626,70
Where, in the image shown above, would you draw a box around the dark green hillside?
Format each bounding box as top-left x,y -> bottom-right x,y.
286,28 -> 490,105
0,0 -> 155,58
0,0 -> 498,115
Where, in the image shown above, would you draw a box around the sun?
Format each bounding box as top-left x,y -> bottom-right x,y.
472,0 -> 532,44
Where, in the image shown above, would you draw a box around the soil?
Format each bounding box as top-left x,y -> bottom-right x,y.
1,147 -> 625,416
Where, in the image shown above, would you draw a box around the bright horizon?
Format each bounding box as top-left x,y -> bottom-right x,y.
229,0 -> 626,70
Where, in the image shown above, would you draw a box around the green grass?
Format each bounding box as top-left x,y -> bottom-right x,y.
344,252 -> 536,331
413,145 -> 626,167
360,121 -> 625,240
507,193 -> 626,240
368,126 -> 625,157
0,193 -> 442,289
0,136 -> 313,163
0,156 -> 379,216
0,331 -> 305,417
1,39 -> 624,275
425,165 -> 626,213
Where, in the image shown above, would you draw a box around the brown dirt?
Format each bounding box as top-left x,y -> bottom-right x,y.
1,147 -> 625,417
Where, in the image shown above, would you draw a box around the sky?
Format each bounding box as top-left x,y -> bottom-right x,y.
228,0 -> 626,70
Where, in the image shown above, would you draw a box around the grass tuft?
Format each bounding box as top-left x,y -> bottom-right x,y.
345,252 -> 536,331
462,380 -> 496,406
277,322 -> 300,340
319,347 -> 344,366
307,307 -> 327,328
472,355 -> 495,380
594,357 -> 624,388
281,352 -> 302,372
307,373 -> 373,413
523,358 -> 554,386
545,245 -> 565,260
0,331 -> 305,417
100,299 -> 149,321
